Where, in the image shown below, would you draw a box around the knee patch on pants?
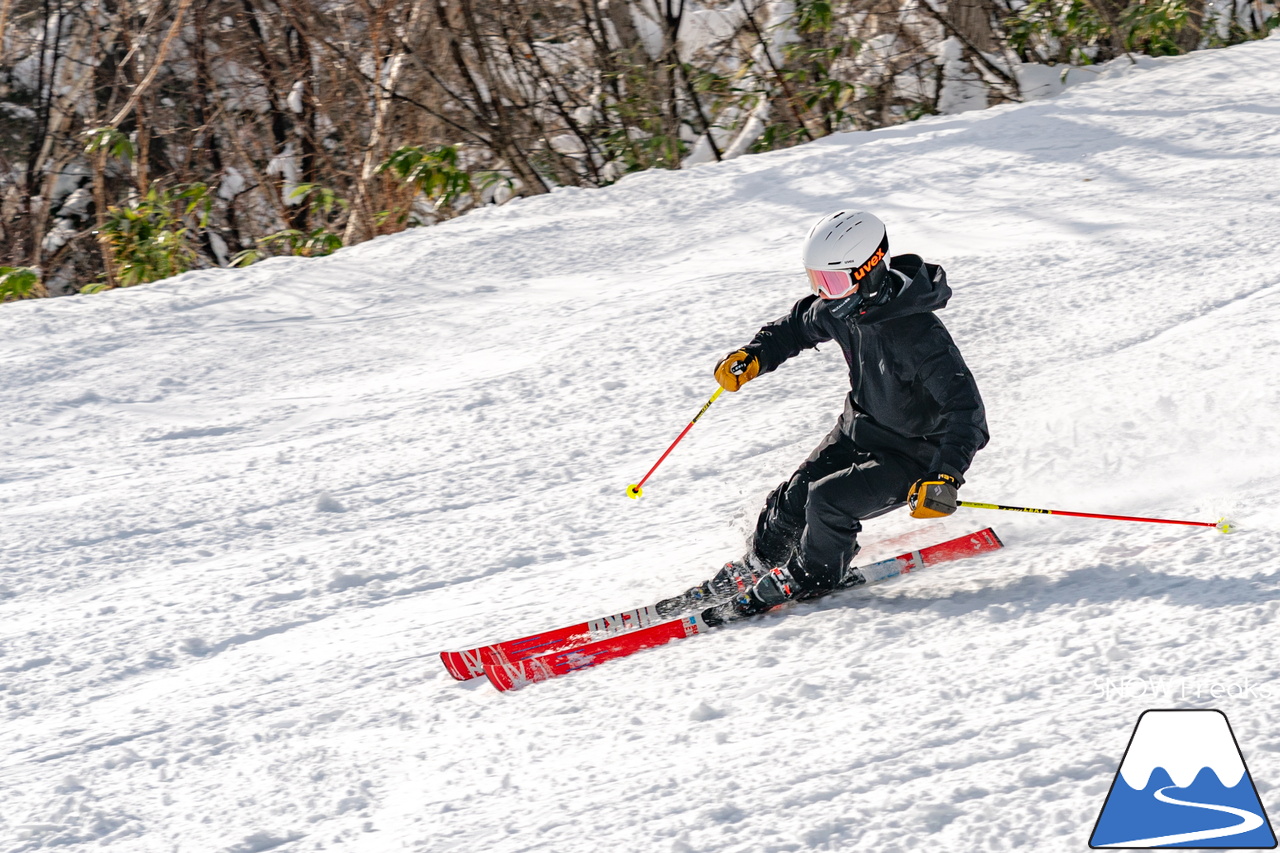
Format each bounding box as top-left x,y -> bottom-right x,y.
752,482 -> 804,567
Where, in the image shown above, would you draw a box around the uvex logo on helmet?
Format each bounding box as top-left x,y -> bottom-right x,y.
853,247 -> 886,282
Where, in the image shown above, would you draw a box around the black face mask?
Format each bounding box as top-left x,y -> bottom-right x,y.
827,291 -> 864,319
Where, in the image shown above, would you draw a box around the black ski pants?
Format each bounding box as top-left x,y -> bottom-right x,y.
751,423 -> 927,595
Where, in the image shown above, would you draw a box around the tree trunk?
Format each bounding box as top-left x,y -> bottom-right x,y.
948,0 -> 996,53
1175,0 -> 1207,52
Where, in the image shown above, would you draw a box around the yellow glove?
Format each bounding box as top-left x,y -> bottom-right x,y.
714,350 -> 759,392
908,472 -> 959,518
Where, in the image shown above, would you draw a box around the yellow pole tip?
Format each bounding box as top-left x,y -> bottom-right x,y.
1215,517 -> 1233,533
626,484 -> 643,500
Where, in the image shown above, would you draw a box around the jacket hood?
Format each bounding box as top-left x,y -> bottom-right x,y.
849,254 -> 950,324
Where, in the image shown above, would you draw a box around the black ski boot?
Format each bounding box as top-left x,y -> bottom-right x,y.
700,539 -> 866,624
655,552 -> 767,619
701,558 -> 801,626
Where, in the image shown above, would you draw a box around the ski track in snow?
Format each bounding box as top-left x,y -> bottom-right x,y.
2,36 -> 1280,852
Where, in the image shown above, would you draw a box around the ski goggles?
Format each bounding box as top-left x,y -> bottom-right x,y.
806,268 -> 858,300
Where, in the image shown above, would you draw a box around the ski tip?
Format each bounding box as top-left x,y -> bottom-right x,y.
484,658 -> 549,693
484,663 -> 521,692
1215,517 -> 1234,534
439,650 -> 484,681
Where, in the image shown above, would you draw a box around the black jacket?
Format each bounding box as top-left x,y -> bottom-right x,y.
744,254 -> 988,481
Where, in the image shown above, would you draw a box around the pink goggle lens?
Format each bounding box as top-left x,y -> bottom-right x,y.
806,268 -> 856,300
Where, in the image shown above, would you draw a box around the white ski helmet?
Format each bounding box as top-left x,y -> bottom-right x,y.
802,210 -> 892,318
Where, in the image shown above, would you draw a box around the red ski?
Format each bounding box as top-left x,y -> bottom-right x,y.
439,601 -> 672,681
484,614 -> 711,691
467,527 -> 1003,691
439,527 -> 997,681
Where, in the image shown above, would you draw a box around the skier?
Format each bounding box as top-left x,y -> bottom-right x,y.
698,210 -> 988,623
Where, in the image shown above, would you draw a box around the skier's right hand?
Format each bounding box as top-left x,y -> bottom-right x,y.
908,472 -> 959,518
714,350 -> 759,392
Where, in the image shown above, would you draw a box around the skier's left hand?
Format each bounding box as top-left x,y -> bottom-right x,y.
908,472 -> 959,518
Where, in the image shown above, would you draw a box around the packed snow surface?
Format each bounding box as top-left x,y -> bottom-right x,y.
3,36 -> 1280,853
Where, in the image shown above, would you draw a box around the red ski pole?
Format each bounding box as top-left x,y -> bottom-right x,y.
958,501 -> 1232,532
627,387 -> 724,500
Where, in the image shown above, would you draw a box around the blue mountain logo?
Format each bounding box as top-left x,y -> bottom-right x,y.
1090,709 -> 1276,848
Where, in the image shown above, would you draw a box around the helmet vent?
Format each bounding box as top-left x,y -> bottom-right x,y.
803,210 -> 889,279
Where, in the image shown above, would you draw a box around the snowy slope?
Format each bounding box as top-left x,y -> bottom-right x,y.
3,35 -> 1280,853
